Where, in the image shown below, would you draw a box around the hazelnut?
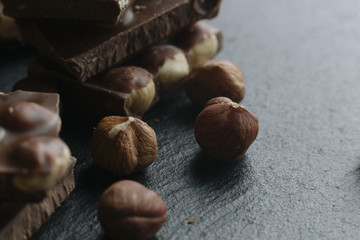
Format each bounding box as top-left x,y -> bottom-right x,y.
11,136 -> 72,192
173,22 -> 222,65
98,180 -> 167,240
102,67 -> 156,115
91,116 -> 157,176
185,60 -> 245,106
0,101 -> 60,132
139,45 -> 190,93
194,97 -> 259,162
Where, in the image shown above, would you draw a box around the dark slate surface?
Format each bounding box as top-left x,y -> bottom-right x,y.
1,0 -> 360,239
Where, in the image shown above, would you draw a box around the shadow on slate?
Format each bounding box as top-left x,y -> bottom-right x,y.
190,150 -> 253,196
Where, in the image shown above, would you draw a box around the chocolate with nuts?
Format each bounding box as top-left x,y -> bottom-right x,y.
92,116 -> 157,176
0,90 -> 74,202
98,180 -> 167,240
17,0 -> 222,81
173,21 -> 223,65
139,45 -> 190,94
0,158 -> 76,239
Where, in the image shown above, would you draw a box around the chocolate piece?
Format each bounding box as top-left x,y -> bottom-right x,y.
17,0 -> 222,81
21,59 -> 160,121
0,91 -> 73,202
2,0 -> 135,25
0,160 -> 75,240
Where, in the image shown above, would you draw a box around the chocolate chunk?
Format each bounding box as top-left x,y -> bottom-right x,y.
0,91 -> 74,202
0,162 -> 75,239
17,0 -> 222,81
2,0 -> 135,25
18,60 -> 159,121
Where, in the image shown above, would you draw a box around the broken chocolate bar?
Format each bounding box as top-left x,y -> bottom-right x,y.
2,0 -> 135,25
0,159 -> 75,240
0,91 -> 74,202
17,0 -> 222,81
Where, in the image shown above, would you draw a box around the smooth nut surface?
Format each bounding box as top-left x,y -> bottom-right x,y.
11,136 -> 72,192
195,97 -> 259,162
174,22 -> 221,65
98,180 -> 167,240
91,116 -> 157,176
139,45 -> 190,92
102,67 -> 156,114
185,60 -> 245,106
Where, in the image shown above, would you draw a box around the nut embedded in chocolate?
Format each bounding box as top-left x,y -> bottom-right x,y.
195,97 -> 259,162
102,66 -> 156,115
11,136 -> 72,192
174,21 -> 223,65
0,101 -> 59,132
91,116 -> 157,176
139,45 -> 190,93
185,60 -> 245,106
98,180 -> 167,240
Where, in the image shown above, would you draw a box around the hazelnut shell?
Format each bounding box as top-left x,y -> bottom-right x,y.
91,116 -> 157,176
98,180 -> 167,240
185,60 -> 245,106
195,97 -> 258,162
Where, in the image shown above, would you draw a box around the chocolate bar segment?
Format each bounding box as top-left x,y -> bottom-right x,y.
17,0 -> 222,81
2,0 -> 135,25
0,160 -> 75,240
0,91 -> 73,202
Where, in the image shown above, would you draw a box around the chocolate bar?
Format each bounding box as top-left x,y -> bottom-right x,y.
0,91 -> 74,202
17,0 -> 222,81
0,160 -> 75,240
14,22 -> 223,121
2,0 -> 134,25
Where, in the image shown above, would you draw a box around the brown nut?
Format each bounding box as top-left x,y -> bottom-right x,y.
195,97 -> 259,162
11,136 -> 72,192
0,101 -> 59,132
174,21 -> 222,65
102,67 -> 156,115
91,116 -> 157,176
98,180 -> 167,240
139,45 -> 190,93
185,60 -> 245,106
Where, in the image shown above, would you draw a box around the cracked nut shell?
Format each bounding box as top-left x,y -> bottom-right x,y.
185,60 -> 245,106
91,116 -> 157,176
98,180 -> 167,240
194,97 -> 259,162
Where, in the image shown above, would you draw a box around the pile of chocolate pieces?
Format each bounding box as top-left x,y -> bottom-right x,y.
0,0 -> 223,239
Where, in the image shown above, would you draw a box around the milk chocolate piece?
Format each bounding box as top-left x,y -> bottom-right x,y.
2,0 -> 135,25
17,0 -> 222,81
0,91 -> 73,202
0,160 -> 75,240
